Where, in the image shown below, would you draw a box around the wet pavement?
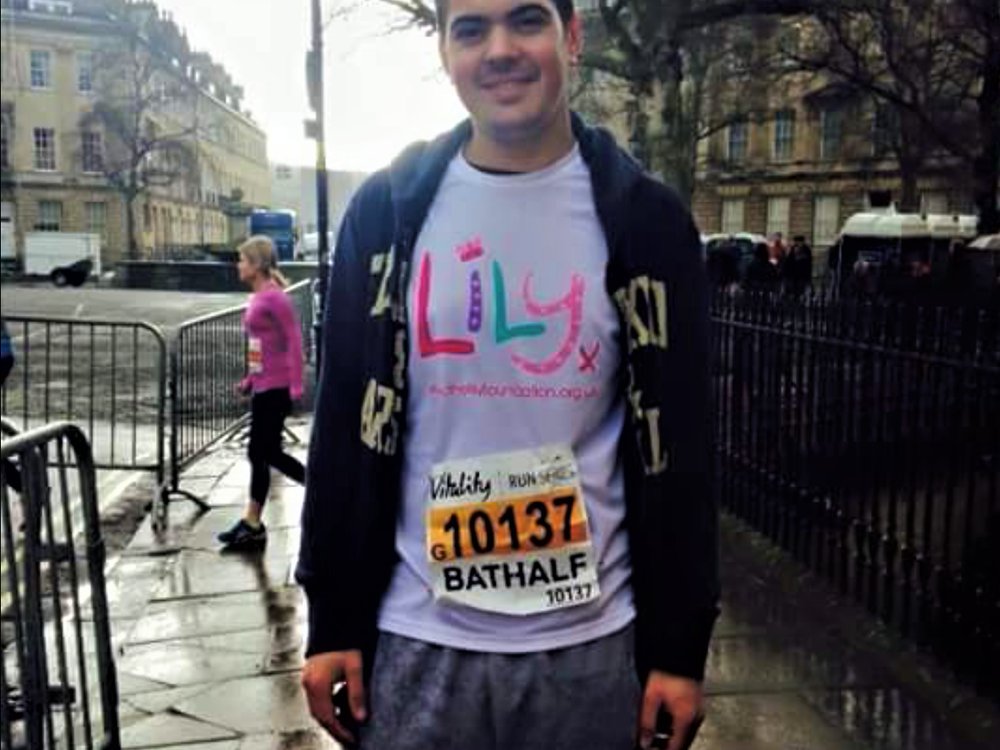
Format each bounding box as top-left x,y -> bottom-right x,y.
95,427 -> 1000,750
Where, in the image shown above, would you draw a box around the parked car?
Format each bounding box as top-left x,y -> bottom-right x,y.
299,230 -> 335,262
704,232 -> 768,286
51,258 -> 93,287
828,210 -> 980,301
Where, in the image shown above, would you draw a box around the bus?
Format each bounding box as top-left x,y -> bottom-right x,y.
247,209 -> 298,262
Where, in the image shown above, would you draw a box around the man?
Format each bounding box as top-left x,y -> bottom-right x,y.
297,2 -> 719,749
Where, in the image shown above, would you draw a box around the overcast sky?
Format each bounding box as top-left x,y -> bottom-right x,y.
153,0 -> 466,172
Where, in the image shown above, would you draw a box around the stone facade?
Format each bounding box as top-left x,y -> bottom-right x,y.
572,12 -> 972,264
0,0 -> 270,267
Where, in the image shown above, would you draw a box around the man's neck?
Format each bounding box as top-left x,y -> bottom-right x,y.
463,114 -> 575,174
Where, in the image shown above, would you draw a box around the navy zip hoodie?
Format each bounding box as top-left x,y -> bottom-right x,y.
296,115 -> 720,682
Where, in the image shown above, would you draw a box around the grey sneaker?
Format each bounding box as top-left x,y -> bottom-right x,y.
218,519 -> 267,550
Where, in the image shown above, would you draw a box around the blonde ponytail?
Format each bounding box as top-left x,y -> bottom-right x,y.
239,235 -> 288,288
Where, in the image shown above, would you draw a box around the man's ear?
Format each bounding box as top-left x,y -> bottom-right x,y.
565,12 -> 583,63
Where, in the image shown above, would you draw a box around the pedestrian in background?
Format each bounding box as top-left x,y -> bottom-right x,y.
0,315 -> 21,494
746,241 -> 780,292
297,1 -> 718,749
0,317 -> 13,388
783,235 -> 813,296
218,236 -> 305,551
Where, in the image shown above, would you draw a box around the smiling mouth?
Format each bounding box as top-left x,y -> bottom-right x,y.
483,79 -> 531,89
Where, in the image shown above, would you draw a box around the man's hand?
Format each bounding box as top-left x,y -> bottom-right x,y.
636,670 -> 705,750
301,650 -> 366,746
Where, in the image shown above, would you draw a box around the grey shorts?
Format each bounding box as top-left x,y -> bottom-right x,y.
359,625 -> 641,750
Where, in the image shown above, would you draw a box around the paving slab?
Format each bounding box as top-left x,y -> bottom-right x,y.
802,688 -> 972,750
126,685 -> 218,715
705,632 -> 882,693
238,730 -> 339,749
152,545 -> 296,599
172,673 -> 315,735
696,692 -> 861,750
120,713 -> 238,748
118,638 -> 268,686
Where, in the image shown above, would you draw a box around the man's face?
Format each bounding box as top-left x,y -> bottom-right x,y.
439,0 -> 581,145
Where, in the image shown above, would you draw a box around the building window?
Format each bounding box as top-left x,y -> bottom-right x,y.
33,128 -> 56,170
29,0 -> 74,12
275,165 -> 292,180
721,198 -> 746,234
813,195 -> 840,246
77,52 -> 94,93
85,201 -> 107,236
921,193 -> 948,215
820,108 -> 842,160
81,131 -> 103,172
773,110 -> 795,161
727,118 -> 748,163
767,197 -> 791,238
30,50 -> 52,89
0,120 -> 8,169
872,104 -> 895,158
35,200 -> 62,231
866,190 -> 893,209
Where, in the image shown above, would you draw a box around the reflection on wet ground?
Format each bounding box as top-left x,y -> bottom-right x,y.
53,425 -> 1000,749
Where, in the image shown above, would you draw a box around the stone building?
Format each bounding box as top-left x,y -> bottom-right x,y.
572,9 -> 974,265
692,72 -> 970,255
269,164 -> 368,239
0,0 -> 270,267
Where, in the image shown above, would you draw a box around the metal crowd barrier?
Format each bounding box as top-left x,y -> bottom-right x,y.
0,317 -> 168,485
712,292 -> 1000,698
163,279 -> 313,515
1,422 -> 120,750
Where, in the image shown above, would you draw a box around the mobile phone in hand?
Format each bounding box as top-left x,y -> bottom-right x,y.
647,708 -> 704,750
332,681 -> 360,746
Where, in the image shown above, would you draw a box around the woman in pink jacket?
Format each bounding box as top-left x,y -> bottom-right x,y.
218,236 -> 305,550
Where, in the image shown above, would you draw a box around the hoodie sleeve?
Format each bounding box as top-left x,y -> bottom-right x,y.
295,180 -> 383,656
628,189 -> 720,682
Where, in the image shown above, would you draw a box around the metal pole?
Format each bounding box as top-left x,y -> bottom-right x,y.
311,0 -> 331,376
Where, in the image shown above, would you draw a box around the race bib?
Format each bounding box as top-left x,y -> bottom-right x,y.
247,337 -> 263,375
426,445 -> 600,615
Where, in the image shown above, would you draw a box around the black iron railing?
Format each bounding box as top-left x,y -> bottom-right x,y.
712,292 -> 1000,697
1,422 -> 120,750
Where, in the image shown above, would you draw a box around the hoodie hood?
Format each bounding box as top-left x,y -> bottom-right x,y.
386,113 -> 644,251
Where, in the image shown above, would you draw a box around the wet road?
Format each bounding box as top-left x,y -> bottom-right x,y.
0,284 -> 246,329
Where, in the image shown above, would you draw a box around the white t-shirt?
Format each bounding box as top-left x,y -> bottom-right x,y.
377,145 -> 634,652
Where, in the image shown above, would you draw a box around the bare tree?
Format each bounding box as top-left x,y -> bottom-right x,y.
790,0 -> 999,229
363,1 -> 811,202
80,12 -> 198,259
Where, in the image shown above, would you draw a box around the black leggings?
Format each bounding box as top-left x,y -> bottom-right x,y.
248,388 -> 305,505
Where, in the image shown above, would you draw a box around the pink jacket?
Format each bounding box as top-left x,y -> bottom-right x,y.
240,283 -> 304,399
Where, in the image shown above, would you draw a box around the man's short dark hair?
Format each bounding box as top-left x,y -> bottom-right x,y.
435,0 -> 575,29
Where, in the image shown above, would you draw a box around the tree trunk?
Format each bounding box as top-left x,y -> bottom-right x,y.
125,194 -> 138,261
898,164 -> 919,214
656,48 -> 697,206
973,40 -> 999,233
895,112 -> 923,213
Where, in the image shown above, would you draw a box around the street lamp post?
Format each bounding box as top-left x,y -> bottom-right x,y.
307,0 -> 331,375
